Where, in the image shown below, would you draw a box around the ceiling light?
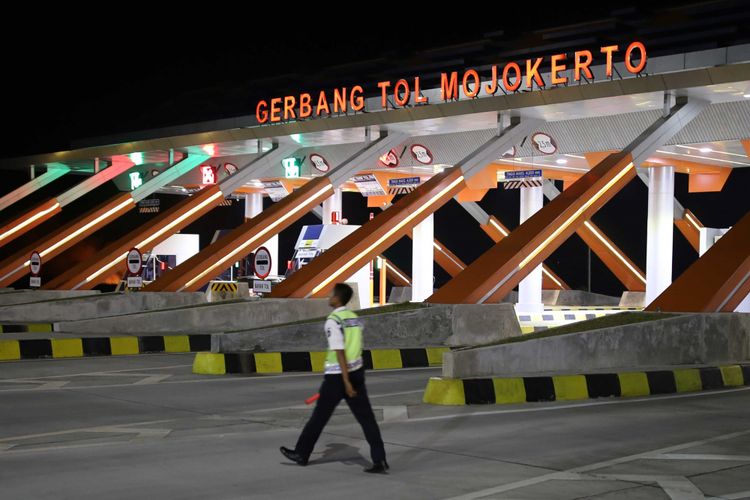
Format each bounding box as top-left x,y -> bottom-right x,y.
555,159 -> 568,165
699,147 -> 712,153
744,94 -> 750,98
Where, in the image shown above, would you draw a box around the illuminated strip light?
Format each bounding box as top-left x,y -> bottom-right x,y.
519,164 -> 634,270
310,176 -> 465,296
583,220 -> 646,284
541,267 -> 563,288
180,184 -> 334,291
79,191 -> 226,287
683,211 -> 702,230
434,245 -> 465,271
0,202 -> 60,242
677,145 -> 748,159
385,262 -> 410,284
655,149 -> 750,167
2,198 -> 134,283
488,218 -> 509,237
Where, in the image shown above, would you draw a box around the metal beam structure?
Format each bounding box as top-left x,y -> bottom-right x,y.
269,118 -> 541,299
0,155 -> 208,287
542,180 -> 647,291
646,209 -> 750,312
147,133 -> 409,292
428,98 -> 707,304
459,201 -> 569,290
44,145 -> 297,290
0,158 -> 135,248
0,163 -> 70,213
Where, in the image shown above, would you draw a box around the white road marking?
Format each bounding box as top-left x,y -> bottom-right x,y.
0,419 -> 174,444
0,367 -> 440,393
443,429 -> 750,500
132,374 -> 172,385
0,363 -> 193,380
654,453 -> 750,461
708,490 -> 750,500
593,474 -> 705,500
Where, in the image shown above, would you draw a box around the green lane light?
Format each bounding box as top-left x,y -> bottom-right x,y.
129,172 -> 143,190
129,152 -> 145,165
282,157 -> 301,179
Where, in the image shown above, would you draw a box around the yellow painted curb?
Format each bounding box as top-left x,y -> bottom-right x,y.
618,372 -> 650,397
51,338 -> 83,359
371,349 -> 402,369
192,353 -> 226,375
27,323 -> 53,333
164,335 -> 191,353
720,365 -> 744,387
426,347 -> 449,366
110,337 -> 140,356
674,369 -> 702,393
309,351 -> 327,373
552,375 -> 589,401
492,377 -> 526,404
423,377 -> 465,405
254,352 -> 283,373
0,340 -> 21,361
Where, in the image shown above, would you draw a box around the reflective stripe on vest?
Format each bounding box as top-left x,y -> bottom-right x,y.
325,309 -> 363,373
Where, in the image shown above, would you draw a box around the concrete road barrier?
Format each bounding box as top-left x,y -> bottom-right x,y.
424,363 -> 750,405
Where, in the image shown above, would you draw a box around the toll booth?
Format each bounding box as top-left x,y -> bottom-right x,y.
288,224 -> 372,308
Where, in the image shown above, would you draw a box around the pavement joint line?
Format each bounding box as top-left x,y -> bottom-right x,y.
0,366 -> 442,393
653,453 -> 750,461
408,385 -> 750,423
0,362 -> 195,380
442,428 -> 750,500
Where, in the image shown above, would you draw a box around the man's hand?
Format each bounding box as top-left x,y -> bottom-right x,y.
345,380 -> 357,398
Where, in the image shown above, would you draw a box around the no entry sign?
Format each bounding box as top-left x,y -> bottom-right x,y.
29,251 -> 42,276
126,248 -> 142,275
254,247 -> 272,279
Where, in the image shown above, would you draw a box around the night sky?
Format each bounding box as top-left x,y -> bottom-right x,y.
1,3 -> 747,296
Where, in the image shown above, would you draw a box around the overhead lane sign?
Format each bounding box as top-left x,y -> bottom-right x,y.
502,170 -> 543,189
255,41 -> 648,124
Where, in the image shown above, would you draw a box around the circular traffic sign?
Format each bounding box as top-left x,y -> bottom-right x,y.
253,247 -> 272,279
126,248 -> 142,275
29,251 -> 42,276
309,153 -> 330,173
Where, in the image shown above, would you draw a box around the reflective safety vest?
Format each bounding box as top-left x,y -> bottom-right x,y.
324,309 -> 363,374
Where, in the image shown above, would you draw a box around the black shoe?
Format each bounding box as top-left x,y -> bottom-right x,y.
364,460 -> 389,473
280,446 -> 308,466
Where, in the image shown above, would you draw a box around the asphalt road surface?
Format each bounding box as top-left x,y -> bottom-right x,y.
1,354 -> 749,499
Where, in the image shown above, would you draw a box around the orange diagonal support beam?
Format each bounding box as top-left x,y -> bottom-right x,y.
479,215 -> 569,290
428,151 -> 638,304
431,239 -> 466,277
44,185 -> 225,290
0,193 -> 135,287
0,198 -> 62,248
646,209 -> 750,312
147,177 -> 336,292
270,167 -> 466,299
384,260 -> 410,287
674,208 -> 703,253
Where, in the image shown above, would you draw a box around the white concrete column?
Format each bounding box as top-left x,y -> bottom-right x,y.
736,292 -> 750,313
517,185 -> 544,313
322,188 -> 342,224
244,193 -> 263,219
411,214 -> 434,302
245,192 -> 278,277
645,166 -> 675,305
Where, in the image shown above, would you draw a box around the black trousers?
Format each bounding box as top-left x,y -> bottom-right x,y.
295,368 -> 385,463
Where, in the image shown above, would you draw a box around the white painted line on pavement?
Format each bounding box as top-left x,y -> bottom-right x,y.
443,429 -> 750,500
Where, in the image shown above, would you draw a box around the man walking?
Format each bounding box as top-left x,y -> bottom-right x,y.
280,283 -> 389,473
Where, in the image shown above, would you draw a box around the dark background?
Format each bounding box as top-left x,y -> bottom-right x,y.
1,2 -> 748,294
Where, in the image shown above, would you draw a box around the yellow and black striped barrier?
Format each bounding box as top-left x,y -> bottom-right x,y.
0,334 -> 211,361
423,364 -> 750,405
0,323 -> 54,333
210,282 -> 238,293
193,347 -> 449,375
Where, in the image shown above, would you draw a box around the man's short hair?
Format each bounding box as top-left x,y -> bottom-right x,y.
333,283 -> 353,305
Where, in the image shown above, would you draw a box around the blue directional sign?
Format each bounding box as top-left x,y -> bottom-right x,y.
504,169 -> 542,179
